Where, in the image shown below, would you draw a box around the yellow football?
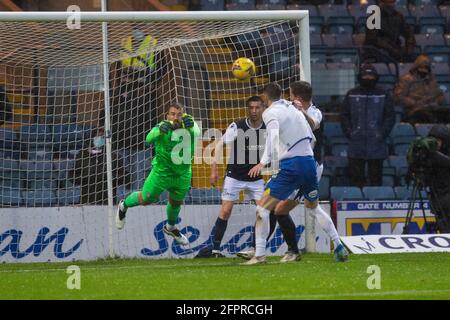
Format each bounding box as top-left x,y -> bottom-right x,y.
231,57 -> 256,80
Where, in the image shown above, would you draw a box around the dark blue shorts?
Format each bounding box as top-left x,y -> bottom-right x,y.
266,156 -> 319,202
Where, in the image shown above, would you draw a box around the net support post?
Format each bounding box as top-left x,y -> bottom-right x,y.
101,0 -> 115,259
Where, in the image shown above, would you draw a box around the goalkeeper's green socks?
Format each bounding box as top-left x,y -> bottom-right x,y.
166,202 -> 181,227
124,192 -> 141,208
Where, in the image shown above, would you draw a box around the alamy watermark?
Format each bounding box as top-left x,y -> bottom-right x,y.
67,5 -> 81,30
66,265 -> 81,290
366,5 -> 381,30
366,265 -> 381,290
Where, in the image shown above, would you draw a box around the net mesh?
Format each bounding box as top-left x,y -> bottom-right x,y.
0,18 -> 308,257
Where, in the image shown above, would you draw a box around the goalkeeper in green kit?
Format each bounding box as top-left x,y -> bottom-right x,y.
115,103 -> 200,246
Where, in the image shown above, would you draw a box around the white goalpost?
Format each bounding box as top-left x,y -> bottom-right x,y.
0,10 -> 325,263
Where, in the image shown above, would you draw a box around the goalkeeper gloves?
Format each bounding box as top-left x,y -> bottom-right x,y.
182,113 -> 195,129
159,120 -> 173,134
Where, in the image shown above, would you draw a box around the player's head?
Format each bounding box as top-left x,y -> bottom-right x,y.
262,83 -> 282,105
290,81 -> 312,110
166,103 -> 184,127
246,96 -> 264,123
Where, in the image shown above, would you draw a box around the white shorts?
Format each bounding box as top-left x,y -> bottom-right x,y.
221,176 -> 265,202
287,162 -> 324,201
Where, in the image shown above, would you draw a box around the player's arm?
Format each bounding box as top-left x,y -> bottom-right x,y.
146,121 -> 172,144
300,108 -> 319,131
249,114 -> 279,178
210,122 -> 238,186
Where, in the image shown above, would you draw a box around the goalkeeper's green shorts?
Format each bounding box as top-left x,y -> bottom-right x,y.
142,168 -> 192,203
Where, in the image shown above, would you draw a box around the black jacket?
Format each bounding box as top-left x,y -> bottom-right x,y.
364,6 -> 415,61
428,125 -> 450,197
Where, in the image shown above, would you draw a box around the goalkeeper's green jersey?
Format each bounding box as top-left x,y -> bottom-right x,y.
145,121 -> 201,177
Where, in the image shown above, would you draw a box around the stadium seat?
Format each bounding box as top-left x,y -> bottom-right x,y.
382,175 -> 396,187
27,149 -> 53,161
394,186 -> 428,200
415,34 -> 445,51
20,160 -> 54,180
0,178 -> 22,190
0,129 -> 20,158
330,186 -> 364,201
388,155 -> 408,173
255,3 -> 285,10
396,4 -> 411,17
389,122 -> 416,145
311,48 -> 327,63
363,186 -> 396,200
198,0 -> 225,10
424,46 -> 450,63
438,81 -> 450,93
309,16 -> 325,34
348,4 -> 370,20
52,124 -> 89,151
310,34 -> 323,47
258,0 -> 286,5
27,179 -> 57,190
398,63 -> 413,77
397,166 -> 410,186
53,159 -> 76,181
318,4 -> 349,20
22,189 -> 57,207
322,34 -> 353,48
431,62 -> 450,74
286,4 -> 318,16
190,188 -> 221,204
394,143 -> 411,156
323,122 -> 348,146
330,143 -> 348,157
0,187 -> 23,206
328,48 -> 359,64
20,125 -> 52,150
415,123 -> 435,136
409,4 -> 441,19
130,150 -> 152,190
57,186 -> 81,206
327,16 -> 355,34
225,0 -> 255,10
419,17 -> 446,34
323,156 -> 348,176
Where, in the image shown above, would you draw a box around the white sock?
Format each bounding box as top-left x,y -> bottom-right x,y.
255,206 -> 271,257
166,224 -> 175,231
309,205 -> 342,248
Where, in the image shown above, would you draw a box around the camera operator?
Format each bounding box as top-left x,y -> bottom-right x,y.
426,125 -> 450,233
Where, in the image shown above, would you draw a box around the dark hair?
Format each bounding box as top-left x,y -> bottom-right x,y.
290,81 -> 312,102
166,102 -> 184,114
263,83 -> 282,101
246,96 -> 264,107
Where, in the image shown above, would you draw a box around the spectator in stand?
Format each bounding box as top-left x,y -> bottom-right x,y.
71,127 -> 130,205
341,64 -> 395,188
0,85 -> 12,126
364,0 -> 416,63
394,54 -> 446,124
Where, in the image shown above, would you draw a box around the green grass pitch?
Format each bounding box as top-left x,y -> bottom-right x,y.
1,253 -> 449,300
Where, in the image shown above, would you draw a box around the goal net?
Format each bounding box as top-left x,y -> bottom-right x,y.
0,11 -> 321,261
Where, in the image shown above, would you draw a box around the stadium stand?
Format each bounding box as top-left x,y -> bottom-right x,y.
3,0 -> 450,206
